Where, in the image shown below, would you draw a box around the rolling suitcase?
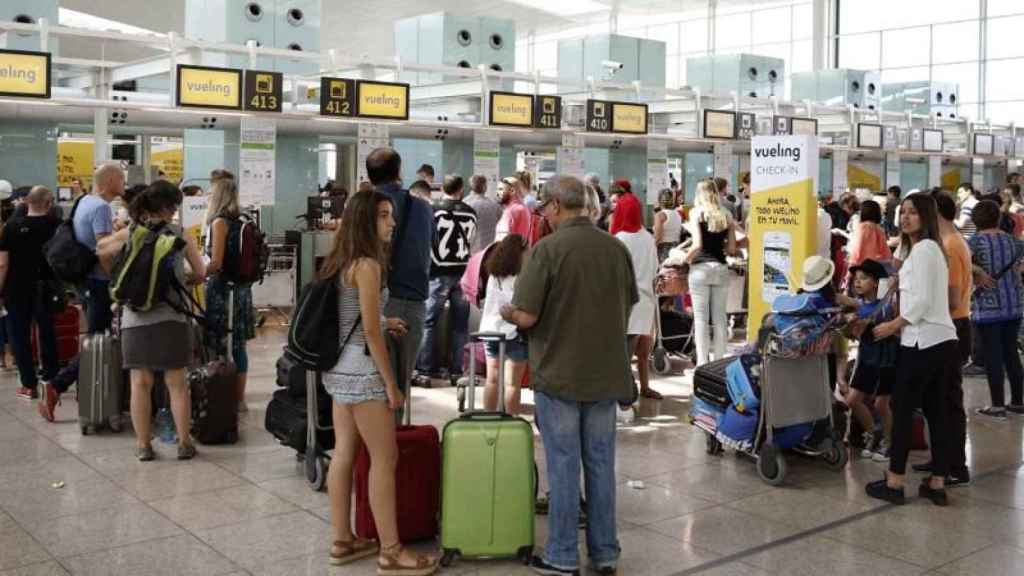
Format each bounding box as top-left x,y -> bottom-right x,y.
440,332 -> 535,567
78,332 -> 124,435
33,306 -> 80,365
190,288 -> 239,444
693,356 -> 733,409
275,349 -> 307,397
354,377 -> 441,543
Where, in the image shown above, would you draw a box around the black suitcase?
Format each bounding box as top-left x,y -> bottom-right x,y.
693,356 -> 732,409
275,350 -> 308,397
265,388 -> 334,454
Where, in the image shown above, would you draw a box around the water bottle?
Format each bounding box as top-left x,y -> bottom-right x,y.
155,408 -> 177,444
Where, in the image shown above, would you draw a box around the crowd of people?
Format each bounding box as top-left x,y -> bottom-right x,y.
6,149 -> 1024,574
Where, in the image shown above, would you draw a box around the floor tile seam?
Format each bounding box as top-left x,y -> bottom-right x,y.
163,506 -> 305,534
0,516 -> 61,573
814,528 -> 991,571
667,459 -> 1024,576
926,542 -> 1003,575
54,531 -> 243,575
101,467 -> 256,503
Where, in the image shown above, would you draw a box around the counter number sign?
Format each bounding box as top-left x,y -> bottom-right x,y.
244,70 -> 283,112
534,95 -> 561,129
320,77 -> 355,117
586,99 -> 611,132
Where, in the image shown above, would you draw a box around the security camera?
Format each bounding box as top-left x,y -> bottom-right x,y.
601,60 -> 624,71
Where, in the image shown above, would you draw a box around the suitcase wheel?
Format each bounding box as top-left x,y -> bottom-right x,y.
757,443 -> 787,486
440,549 -> 458,568
108,418 -> 122,433
651,348 -> 671,375
305,446 -> 328,492
822,441 -> 848,471
80,424 -> 91,436
517,546 -> 533,565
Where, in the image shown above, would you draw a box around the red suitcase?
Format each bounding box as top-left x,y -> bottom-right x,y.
32,306 -> 80,365
354,394 -> 441,543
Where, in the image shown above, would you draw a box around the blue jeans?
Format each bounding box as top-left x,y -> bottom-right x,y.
53,278 -> 112,393
416,275 -> 469,377
534,392 -> 620,570
6,293 -> 59,389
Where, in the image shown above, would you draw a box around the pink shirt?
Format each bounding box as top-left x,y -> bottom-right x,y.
849,221 -> 892,266
496,199 -> 531,241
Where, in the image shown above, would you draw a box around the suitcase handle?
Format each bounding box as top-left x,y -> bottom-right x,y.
458,410 -> 517,421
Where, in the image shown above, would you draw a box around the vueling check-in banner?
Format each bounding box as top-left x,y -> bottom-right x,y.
0,49 -> 51,99
176,65 -> 242,110
747,135 -> 819,339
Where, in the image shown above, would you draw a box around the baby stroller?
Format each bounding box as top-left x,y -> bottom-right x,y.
651,256 -> 692,375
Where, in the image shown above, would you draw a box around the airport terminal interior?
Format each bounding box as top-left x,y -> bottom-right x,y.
3,0 -> 1024,575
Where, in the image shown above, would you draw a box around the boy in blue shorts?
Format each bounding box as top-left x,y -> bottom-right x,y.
842,259 -> 897,462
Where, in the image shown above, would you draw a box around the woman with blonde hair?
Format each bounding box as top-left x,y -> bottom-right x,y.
653,188 -> 684,261
203,176 -> 257,412
685,179 -> 738,365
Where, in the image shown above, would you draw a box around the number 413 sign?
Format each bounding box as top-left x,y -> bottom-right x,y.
243,70 -> 283,113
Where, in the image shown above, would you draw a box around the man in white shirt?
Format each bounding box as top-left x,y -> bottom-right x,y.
816,206 -> 833,259
955,183 -> 979,239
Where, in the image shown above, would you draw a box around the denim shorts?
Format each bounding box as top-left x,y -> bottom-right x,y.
485,339 -> 528,362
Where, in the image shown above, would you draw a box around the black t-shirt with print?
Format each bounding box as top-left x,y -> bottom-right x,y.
0,214 -> 61,300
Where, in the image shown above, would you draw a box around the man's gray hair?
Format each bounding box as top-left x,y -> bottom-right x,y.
27,185 -> 53,207
584,173 -> 601,188
94,162 -> 123,191
541,175 -> 586,211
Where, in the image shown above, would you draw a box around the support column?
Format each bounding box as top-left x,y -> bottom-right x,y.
978,0 -> 988,121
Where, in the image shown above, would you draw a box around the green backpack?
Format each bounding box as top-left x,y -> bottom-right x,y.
110,221 -> 186,312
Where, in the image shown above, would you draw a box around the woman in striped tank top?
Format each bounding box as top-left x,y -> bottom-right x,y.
321,190 -> 438,575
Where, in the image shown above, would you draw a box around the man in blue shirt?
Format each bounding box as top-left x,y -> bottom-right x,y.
40,163 -> 124,421
366,148 -> 434,411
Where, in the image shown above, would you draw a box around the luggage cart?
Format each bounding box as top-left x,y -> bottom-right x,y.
253,241 -> 297,326
694,345 -> 848,486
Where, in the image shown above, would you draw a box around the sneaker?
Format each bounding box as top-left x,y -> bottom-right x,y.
530,556 -> 579,576
865,479 -> 906,505
963,363 -> 986,377
976,406 -> 1008,421
177,442 -> 197,460
36,382 -> 60,423
872,442 -> 891,463
136,445 -> 155,462
1006,405 -> 1024,415
946,470 -> 972,487
859,432 -> 876,458
16,387 -> 38,400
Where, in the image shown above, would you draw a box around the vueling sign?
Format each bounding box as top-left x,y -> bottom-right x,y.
0,49 -> 51,99
176,65 -> 242,110
357,81 -> 409,120
489,92 -> 534,127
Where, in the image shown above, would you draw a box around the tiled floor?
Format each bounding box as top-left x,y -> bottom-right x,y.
2,324 -> 1024,576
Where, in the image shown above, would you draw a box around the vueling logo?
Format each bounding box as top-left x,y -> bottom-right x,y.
186,79 -> 232,97
0,64 -> 38,84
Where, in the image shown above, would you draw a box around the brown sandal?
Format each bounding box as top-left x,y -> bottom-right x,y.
329,538 -> 379,566
377,543 -> 438,576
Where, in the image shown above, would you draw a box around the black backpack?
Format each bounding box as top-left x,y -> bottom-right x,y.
287,273 -> 363,371
43,195 -> 99,285
220,215 -> 269,285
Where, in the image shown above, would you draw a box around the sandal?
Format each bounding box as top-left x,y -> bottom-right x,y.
377,543 -> 438,576
329,538 -> 379,566
641,388 -> 664,400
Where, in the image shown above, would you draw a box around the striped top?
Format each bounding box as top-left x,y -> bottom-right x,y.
336,278 -> 386,351
968,231 -> 1024,324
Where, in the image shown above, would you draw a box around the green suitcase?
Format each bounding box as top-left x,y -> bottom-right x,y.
439,333 -> 535,568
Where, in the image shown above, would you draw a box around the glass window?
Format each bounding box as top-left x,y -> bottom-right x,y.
881,67 -> 930,86
647,23 -> 680,55
881,26 -> 931,69
838,32 -> 881,70
840,0 -> 979,35
534,40 -> 557,74
666,54 -> 680,88
985,101 -> 1024,125
792,2 -> 814,41
715,12 -> 751,50
790,39 -> 813,74
931,63 -> 979,104
751,6 -> 792,46
987,58 -> 1024,101
932,20 -> 979,64
988,0 -> 1024,18
682,18 -> 709,54
987,15 -> 1024,60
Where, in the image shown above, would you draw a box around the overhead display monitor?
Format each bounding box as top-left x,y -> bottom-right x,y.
243,70 -> 283,112
319,77 -> 356,117
585,99 -> 611,132
534,94 -> 562,129
489,91 -> 534,127
703,109 -> 736,139
356,80 -> 409,120
790,117 -> 818,136
736,112 -> 756,139
773,116 -> 791,135
973,133 -> 994,156
857,123 -> 883,149
922,129 -> 943,153
176,64 -> 242,110
0,48 -> 51,99
611,102 -> 648,134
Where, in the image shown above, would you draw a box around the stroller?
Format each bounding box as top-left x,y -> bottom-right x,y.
651,255 -> 693,375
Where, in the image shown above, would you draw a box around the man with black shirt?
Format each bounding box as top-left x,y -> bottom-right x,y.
0,186 -> 62,401
415,175 -> 477,384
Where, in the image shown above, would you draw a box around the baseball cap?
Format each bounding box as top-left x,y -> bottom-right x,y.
849,259 -> 889,281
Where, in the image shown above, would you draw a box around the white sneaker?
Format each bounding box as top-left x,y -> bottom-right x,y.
871,441 -> 890,463
860,432 -> 875,458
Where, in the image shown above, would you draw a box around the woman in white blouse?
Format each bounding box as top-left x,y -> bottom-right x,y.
866,193 -> 958,507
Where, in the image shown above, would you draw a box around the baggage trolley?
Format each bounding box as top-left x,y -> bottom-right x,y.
697,344 -> 848,486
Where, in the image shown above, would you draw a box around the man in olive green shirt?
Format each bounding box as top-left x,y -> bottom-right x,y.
501,175 -> 637,576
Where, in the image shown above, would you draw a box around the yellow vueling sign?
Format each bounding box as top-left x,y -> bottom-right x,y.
611,103 -> 648,134
356,81 -> 409,120
176,65 -> 242,110
0,49 -> 50,98
489,92 -> 534,127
